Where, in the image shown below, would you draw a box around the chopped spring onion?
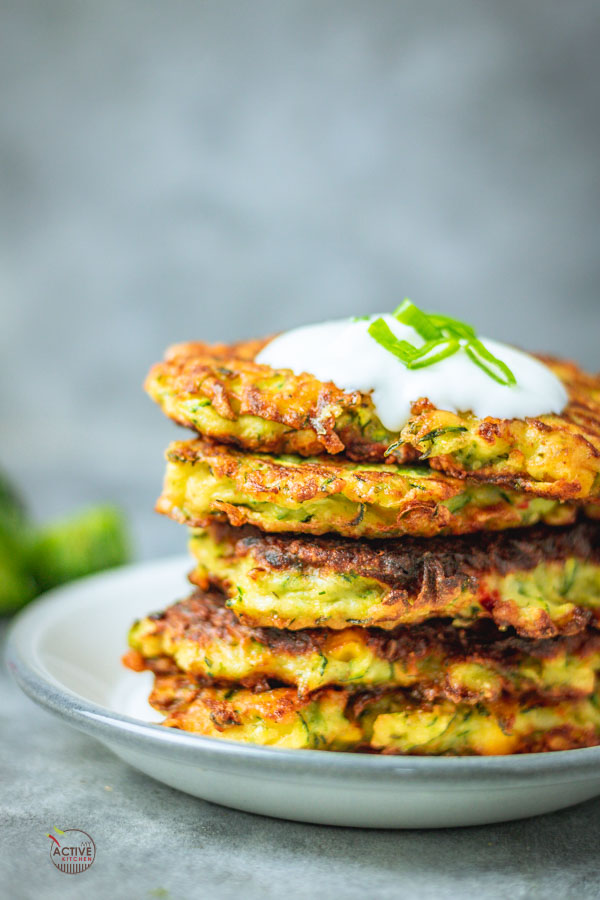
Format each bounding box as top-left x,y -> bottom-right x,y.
405,338 -> 460,369
465,339 -> 517,386
393,300 -> 442,342
366,318 -> 425,365
367,300 -> 517,386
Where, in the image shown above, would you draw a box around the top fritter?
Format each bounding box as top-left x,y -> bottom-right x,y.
146,304 -> 600,501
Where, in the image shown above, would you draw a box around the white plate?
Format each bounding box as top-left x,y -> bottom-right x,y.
7,556 -> 600,829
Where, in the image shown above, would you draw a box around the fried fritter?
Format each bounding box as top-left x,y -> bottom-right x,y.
145,674 -> 600,754
157,439 -> 577,540
127,589 -> 600,700
364,691 -> 600,755
145,340 -> 600,500
188,521 -> 600,637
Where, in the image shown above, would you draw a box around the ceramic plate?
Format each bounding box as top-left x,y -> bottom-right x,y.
7,557 -> 600,829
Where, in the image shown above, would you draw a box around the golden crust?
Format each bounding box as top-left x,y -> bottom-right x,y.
146,340 -> 600,500
157,438 -> 578,540
127,589 -> 600,701
149,678 -> 364,750
143,674 -> 600,754
145,337 -> 362,456
188,521 -> 600,637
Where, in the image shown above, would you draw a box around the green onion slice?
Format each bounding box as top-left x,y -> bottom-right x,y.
367,318 -> 419,363
406,338 -> 460,369
465,339 -> 517,386
365,301 -> 517,386
394,299 -> 442,342
427,313 -> 477,341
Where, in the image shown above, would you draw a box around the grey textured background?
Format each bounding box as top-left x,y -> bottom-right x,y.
1,0 -> 599,559
2,4 -> 600,898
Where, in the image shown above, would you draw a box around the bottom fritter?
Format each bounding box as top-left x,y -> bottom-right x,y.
145,673 -> 600,754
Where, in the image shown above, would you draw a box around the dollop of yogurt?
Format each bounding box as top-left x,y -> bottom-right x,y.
256,315 -> 568,431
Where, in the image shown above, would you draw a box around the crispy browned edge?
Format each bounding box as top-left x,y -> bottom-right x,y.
146,337 -> 364,455
188,520 -> 600,638
158,436 -> 587,541
127,587 -> 600,667
141,671 -> 600,754
146,339 -> 600,486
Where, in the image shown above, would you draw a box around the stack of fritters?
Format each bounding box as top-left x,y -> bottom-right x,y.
124,338 -> 600,754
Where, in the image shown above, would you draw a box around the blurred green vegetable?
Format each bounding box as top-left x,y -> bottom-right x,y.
0,470 -> 131,615
30,505 -> 130,594
0,472 -> 37,613
0,538 -> 39,613
0,470 -> 28,533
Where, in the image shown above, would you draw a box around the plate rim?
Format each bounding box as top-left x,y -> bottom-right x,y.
7,554 -> 600,786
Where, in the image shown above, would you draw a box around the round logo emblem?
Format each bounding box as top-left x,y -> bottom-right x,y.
47,829 -> 96,874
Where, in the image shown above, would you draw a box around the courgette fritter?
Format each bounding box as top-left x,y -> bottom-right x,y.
157,439 -> 577,540
126,589 -> 600,700
188,521 -> 600,638
146,340 -> 600,500
145,674 -> 600,754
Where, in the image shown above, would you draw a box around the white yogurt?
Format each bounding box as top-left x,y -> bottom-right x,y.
256,314 -> 568,431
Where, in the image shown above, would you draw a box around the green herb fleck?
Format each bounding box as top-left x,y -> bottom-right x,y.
349,504 -> 365,526
442,493 -> 471,514
383,438 -> 404,458
419,426 -> 468,444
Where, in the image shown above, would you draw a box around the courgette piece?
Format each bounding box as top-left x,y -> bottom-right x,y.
0,470 -> 36,613
29,505 -> 130,593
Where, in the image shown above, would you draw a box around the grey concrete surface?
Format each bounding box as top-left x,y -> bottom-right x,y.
2,3 -> 600,897
2,620 -> 600,900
